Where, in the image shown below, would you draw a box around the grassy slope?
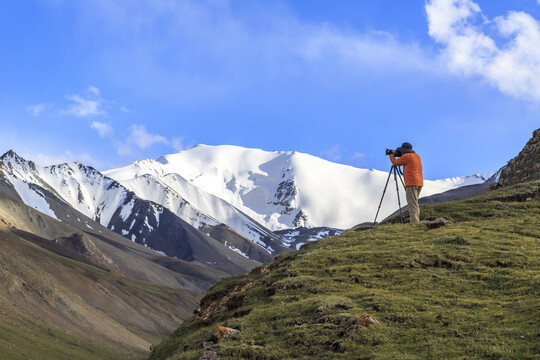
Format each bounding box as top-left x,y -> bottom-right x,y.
150,181 -> 540,360
0,228 -> 201,360
0,307 -> 125,360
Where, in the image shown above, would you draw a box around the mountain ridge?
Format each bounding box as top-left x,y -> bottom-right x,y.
0,151 -> 262,270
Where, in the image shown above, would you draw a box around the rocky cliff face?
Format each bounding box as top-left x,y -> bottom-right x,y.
497,128 -> 540,187
54,232 -> 121,274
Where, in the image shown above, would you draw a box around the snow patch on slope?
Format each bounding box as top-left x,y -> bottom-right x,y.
9,177 -> 58,220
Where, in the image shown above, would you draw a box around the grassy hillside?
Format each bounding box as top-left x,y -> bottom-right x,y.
150,181 -> 540,360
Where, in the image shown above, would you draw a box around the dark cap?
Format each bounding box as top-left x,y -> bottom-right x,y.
397,142 -> 414,155
401,142 -> 412,150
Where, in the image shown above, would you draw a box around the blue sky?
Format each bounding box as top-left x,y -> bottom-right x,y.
0,0 -> 539,179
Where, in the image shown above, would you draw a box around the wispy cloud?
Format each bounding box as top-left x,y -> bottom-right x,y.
57,0 -> 437,103
171,137 -> 184,152
298,29 -> 433,73
320,145 -> 367,166
26,104 -> 46,116
127,124 -> 169,149
88,121 -> 181,156
91,121 -> 114,137
61,86 -> 106,117
320,144 -> 343,162
426,0 -> 540,101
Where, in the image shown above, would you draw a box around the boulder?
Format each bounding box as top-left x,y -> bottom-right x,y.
354,314 -> 380,327
213,326 -> 240,341
424,218 -> 452,229
198,351 -> 217,360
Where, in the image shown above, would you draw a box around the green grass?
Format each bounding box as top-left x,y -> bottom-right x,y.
0,309 -> 137,360
150,181 -> 540,360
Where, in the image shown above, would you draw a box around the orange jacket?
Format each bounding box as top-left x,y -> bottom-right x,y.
390,153 -> 423,187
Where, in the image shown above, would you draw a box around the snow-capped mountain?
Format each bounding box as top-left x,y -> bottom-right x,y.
0,151 -> 269,268
103,158 -> 285,253
105,144 -> 497,231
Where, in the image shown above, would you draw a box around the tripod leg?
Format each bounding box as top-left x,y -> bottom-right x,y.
393,167 -> 404,223
396,167 -> 406,189
373,167 -> 393,225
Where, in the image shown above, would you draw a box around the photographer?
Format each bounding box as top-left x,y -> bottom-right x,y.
388,142 -> 423,223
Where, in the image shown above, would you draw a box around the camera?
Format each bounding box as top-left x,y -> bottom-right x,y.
385,148 -> 402,157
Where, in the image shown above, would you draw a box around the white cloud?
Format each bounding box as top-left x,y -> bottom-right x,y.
115,142 -> 132,156
298,29 -> 432,73
26,104 -> 46,116
426,0 -> 540,101
88,86 -> 101,96
351,152 -> 367,167
119,106 -> 131,112
115,124 -> 176,155
320,146 -> 369,166
91,121 -> 114,137
127,124 -> 169,150
61,86 -> 106,117
320,144 -> 343,162
87,122 -> 181,156
171,137 -> 184,151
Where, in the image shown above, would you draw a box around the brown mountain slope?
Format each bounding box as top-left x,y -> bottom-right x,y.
0,224 -> 200,358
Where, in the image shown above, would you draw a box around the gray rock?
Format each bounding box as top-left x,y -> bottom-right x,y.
424,218 -> 452,229
198,351 -> 217,360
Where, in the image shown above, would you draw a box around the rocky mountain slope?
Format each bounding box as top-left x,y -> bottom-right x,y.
149,180 -> 540,360
497,128 -> 540,187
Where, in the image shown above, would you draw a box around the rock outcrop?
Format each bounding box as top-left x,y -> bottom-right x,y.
497,128 -> 540,187
54,232 -> 122,274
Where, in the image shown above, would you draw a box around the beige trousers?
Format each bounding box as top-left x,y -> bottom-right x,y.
406,186 -> 422,223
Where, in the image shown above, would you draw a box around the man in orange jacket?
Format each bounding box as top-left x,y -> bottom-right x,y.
389,142 -> 423,223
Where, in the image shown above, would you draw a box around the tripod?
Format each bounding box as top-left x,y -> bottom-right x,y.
373,165 -> 406,225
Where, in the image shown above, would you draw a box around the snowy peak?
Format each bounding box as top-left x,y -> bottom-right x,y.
0,150 -> 40,181
1,150 -> 34,167
107,144 -> 498,231
104,151 -> 288,254
39,162 -> 127,226
1,152 -> 129,226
